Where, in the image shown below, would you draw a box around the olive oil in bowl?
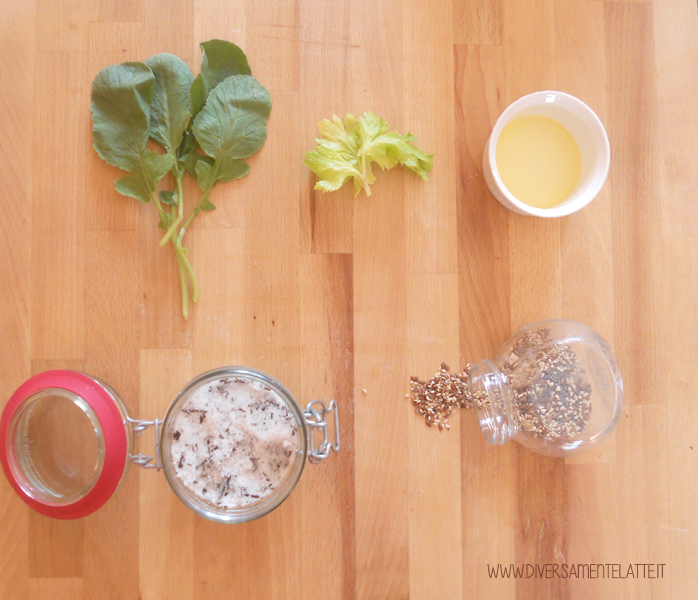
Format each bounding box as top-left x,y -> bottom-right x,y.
495,115 -> 581,209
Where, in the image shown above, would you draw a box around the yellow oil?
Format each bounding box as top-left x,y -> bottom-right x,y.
495,115 -> 581,209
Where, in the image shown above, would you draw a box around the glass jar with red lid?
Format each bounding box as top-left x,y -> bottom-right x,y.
0,367 -> 339,522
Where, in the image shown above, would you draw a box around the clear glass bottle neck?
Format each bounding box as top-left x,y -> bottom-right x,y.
469,359 -> 518,445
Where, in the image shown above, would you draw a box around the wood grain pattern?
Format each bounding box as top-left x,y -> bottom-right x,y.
299,0 -> 352,254
607,3 -> 662,408
1,0 -> 697,598
407,274 -> 462,599
31,52 -> 88,360
139,350 -> 194,600
299,253 -> 355,600
28,578 -> 82,600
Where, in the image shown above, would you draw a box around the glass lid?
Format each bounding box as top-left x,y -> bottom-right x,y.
0,371 -> 129,519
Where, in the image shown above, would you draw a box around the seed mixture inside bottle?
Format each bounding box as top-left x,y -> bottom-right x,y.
503,328 -> 592,440
409,328 -> 592,440
171,377 -> 297,509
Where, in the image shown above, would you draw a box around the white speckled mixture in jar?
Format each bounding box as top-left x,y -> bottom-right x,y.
170,376 -> 297,508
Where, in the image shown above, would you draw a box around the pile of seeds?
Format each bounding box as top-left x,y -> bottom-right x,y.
409,329 -> 592,440
409,363 -> 473,430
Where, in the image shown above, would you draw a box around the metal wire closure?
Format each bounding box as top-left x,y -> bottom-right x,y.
126,416 -> 162,470
303,400 -> 340,464
126,400 -> 339,471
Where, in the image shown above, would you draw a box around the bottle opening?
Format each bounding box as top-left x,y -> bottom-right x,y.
9,389 -> 105,505
469,360 -> 518,445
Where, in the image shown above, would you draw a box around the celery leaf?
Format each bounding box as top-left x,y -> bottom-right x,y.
304,112 -> 433,196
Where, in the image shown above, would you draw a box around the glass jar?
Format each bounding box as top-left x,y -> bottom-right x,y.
0,367 -> 339,522
469,320 -> 623,457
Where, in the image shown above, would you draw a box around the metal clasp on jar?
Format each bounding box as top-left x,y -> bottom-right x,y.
303,400 -> 340,464
126,416 -> 163,470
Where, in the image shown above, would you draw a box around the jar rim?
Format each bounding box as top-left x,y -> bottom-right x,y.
0,370 -> 130,519
160,366 -> 308,524
469,359 -> 519,445
8,388 -> 105,505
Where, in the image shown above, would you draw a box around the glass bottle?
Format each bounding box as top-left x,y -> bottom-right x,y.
469,320 -> 623,457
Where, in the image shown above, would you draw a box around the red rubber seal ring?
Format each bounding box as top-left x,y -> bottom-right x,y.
0,370 -> 128,519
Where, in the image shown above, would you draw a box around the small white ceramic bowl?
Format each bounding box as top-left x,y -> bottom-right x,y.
482,91 -> 610,218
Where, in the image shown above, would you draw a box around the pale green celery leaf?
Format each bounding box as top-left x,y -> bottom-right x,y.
343,114 -> 359,136
350,162 -> 375,196
200,199 -> 216,212
304,144 -> 363,194
364,132 -> 433,179
355,112 -> 388,147
378,132 -> 434,179
190,40 -> 252,121
362,141 -> 400,171
192,75 -> 271,187
91,62 -> 173,202
401,154 -> 434,180
316,115 -> 358,154
145,53 -> 194,153
304,111 -> 433,196
358,112 -> 433,180
351,176 -> 362,196
114,149 -> 174,203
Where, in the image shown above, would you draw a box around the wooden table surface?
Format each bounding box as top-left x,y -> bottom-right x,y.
1,0 -> 697,598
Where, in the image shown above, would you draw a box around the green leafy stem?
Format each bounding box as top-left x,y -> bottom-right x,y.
158,172 -> 213,318
91,41 -> 271,318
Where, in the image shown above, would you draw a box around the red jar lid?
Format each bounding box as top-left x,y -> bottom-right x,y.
0,371 -> 128,519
